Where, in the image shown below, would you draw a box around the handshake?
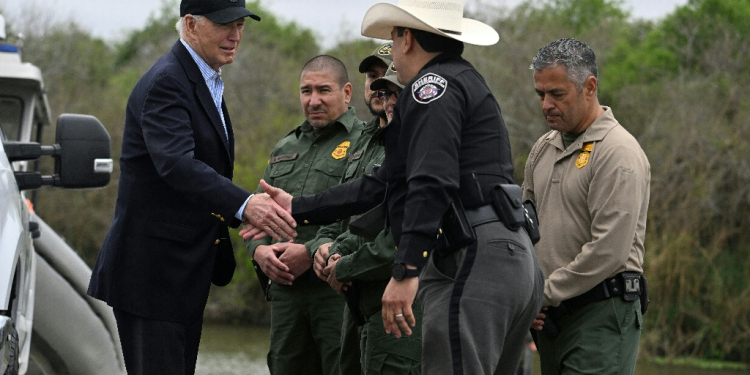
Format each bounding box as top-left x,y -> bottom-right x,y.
240,179 -> 297,241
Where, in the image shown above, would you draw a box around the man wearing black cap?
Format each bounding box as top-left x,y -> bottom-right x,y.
87,1 -> 297,374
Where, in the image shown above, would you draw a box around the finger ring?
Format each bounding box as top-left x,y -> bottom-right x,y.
395,313 -> 404,318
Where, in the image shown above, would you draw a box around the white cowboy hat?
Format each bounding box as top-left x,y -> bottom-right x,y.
361,0 -> 499,46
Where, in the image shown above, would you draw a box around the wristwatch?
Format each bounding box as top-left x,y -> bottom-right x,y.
392,263 -> 420,281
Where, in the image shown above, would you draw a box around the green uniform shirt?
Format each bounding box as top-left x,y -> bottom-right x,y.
309,117 -> 397,313
246,107 -> 364,257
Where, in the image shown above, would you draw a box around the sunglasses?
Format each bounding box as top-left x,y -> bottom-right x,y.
377,89 -> 401,101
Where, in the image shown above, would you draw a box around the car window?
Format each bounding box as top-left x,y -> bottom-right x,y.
0,96 -> 23,141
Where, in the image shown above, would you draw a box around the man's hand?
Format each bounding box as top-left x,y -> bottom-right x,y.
313,242 -> 333,280
324,254 -> 350,293
254,245 -> 293,285
381,276 -> 419,338
274,242 -> 313,278
531,306 -> 548,331
260,179 -> 293,212
242,185 -> 297,240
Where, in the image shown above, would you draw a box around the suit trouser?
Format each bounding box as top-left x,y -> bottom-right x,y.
113,308 -> 203,375
537,298 -> 642,375
267,275 -> 346,375
417,221 -> 544,375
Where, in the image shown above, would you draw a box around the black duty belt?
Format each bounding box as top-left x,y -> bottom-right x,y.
548,272 -> 642,322
464,204 -> 501,227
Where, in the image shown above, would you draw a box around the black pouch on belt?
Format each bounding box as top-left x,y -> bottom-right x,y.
436,195 -> 476,256
523,199 -> 541,244
621,272 -> 641,302
639,274 -> 649,315
489,184 -> 526,231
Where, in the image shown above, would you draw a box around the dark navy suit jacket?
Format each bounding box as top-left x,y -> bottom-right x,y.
88,41 -> 250,323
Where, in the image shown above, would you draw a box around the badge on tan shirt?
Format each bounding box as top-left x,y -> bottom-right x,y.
332,141 -> 351,160
576,142 -> 594,169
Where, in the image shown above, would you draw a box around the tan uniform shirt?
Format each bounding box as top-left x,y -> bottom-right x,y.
522,107 -> 650,307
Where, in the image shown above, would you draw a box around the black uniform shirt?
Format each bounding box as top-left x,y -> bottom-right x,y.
293,53 -> 514,268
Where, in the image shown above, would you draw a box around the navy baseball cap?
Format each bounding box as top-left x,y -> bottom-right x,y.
180,0 -> 261,24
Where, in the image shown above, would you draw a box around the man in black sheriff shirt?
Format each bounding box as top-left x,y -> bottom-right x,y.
243,1 -> 544,374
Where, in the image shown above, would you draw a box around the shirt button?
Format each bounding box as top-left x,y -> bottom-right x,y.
215,239 -> 221,245
313,144 -> 318,148
328,168 -> 333,173
423,251 -> 428,258
296,184 -> 302,190
304,220 -> 310,224
305,163 -> 309,168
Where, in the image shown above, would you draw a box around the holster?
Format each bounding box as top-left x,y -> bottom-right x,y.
541,313 -> 561,338
639,274 -> 649,315
251,259 -> 272,302
435,195 -> 476,256
523,199 -> 541,245
343,281 -> 366,326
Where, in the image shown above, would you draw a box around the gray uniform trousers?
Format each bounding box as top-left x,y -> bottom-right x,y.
417,221 -> 544,375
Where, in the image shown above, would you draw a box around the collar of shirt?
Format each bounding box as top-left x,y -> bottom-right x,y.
180,39 -> 222,84
180,39 -> 227,136
295,107 -> 360,138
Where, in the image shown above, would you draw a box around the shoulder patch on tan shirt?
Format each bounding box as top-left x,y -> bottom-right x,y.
576,142 -> 594,169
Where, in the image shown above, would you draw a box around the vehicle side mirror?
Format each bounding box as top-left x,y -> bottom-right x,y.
5,114 -> 113,190
54,114 -> 113,188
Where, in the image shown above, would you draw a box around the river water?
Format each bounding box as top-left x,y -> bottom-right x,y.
195,324 -> 748,375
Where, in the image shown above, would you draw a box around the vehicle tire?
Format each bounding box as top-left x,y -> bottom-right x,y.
2,325 -> 19,375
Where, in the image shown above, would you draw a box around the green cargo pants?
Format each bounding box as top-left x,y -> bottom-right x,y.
538,298 -> 643,375
267,278 -> 346,375
360,301 -> 422,375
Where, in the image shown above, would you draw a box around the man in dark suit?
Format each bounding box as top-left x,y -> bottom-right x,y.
87,1 -> 296,374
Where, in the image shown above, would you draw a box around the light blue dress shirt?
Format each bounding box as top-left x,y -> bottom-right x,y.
180,39 -> 251,220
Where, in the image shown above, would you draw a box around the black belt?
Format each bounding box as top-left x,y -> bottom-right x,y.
548,272 -> 639,321
464,204 -> 501,227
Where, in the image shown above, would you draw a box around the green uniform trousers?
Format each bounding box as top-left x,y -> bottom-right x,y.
267,277 -> 346,375
339,306 -> 363,375
338,303 -> 422,375
538,298 -> 643,375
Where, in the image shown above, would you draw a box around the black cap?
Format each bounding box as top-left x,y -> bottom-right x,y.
181,0 -> 261,24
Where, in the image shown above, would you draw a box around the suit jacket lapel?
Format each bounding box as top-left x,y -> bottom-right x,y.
172,41 -> 232,161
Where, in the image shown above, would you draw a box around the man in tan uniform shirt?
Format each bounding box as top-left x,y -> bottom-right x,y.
523,38 -> 650,375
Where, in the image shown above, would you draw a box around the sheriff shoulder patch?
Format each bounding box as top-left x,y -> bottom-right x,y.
412,73 -> 447,104
332,141 -> 351,160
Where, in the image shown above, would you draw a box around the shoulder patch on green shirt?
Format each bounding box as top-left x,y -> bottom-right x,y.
332,141 -> 350,160
270,153 -> 298,164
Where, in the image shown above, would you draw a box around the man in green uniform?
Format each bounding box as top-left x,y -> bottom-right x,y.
525,38 -> 650,375
306,43 -> 392,375
246,55 -> 364,375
